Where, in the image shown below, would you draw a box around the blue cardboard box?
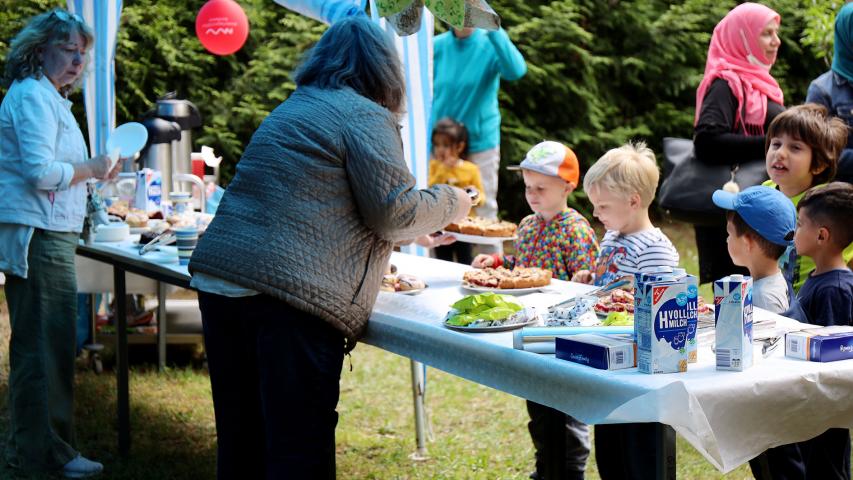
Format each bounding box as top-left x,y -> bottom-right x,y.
555,334 -> 636,370
785,326 -> 853,363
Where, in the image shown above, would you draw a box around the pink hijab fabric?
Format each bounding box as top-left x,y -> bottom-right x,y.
694,2 -> 784,135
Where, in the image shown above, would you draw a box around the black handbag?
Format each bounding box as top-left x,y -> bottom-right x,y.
657,137 -> 769,226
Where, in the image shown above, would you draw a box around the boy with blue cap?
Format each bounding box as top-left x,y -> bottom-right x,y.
713,185 -> 805,479
713,185 -> 797,313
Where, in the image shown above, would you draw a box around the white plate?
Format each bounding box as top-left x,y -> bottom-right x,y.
106,122 -> 148,161
442,232 -> 517,245
129,226 -> 150,234
395,285 -> 428,295
379,285 -> 429,295
461,282 -> 545,295
94,222 -> 130,242
443,309 -> 539,333
140,250 -> 178,264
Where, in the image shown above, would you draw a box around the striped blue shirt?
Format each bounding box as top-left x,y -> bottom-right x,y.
593,228 -> 680,287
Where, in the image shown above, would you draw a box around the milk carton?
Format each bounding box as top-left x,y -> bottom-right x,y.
714,274 -> 753,371
134,168 -> 162,214
677,269 -> 700,363
636,268 -> 696,374
633,267 -> 673,346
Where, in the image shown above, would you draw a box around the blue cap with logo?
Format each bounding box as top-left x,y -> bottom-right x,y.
712,186 -> 796,246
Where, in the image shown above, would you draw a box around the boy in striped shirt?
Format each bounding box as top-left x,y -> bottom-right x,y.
572,141 -> 680,479
572,141 -> 679,286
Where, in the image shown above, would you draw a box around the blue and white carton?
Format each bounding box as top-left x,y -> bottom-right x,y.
635,268 -> 698,374
714,274 -> 753,371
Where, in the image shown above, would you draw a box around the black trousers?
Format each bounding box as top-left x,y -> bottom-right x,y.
594,423 -> 660,480
750,428 -> 851,480
198,291 -> 345,480
527,401 -> 589,480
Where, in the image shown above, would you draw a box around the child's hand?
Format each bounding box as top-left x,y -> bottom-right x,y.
572,270 -> 594,284
472,254 -> 494,268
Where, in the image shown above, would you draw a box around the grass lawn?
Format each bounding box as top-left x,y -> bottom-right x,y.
0,222 -> 775,479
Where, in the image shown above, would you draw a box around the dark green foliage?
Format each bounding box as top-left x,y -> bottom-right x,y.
0,0 -> 835,221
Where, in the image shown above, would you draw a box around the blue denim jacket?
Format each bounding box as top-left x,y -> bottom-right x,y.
806,70 -> 853,182
0,76 -> 88,276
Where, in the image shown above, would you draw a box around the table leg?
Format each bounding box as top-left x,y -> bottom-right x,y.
114,267 -> 130,455
156,281 -> 167,372
654,422 -> 676,480
410,360 -> 428,459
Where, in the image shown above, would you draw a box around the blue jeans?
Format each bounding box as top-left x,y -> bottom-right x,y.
199,291 -> 345,480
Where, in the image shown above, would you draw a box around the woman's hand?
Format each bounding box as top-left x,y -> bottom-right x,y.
414,233 -> 457,248
88,154 -> 113,179
571,270 -> 594,284
450,187 -> 474,223
471,254 -> 494,268
71,155 -> 113,184
106,155 -> 123,180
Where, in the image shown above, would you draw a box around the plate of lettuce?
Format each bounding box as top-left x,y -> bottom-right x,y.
443,292 -> 538,332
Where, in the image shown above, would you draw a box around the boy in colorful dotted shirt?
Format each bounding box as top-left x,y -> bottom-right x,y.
472,141 -> 598,280
473,140 -> 598,480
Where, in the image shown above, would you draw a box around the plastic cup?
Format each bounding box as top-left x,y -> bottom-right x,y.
170,191 -> 192,215
174,226 -> 198,266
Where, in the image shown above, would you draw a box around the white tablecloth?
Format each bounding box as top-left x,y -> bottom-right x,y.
365,252 -> 853,472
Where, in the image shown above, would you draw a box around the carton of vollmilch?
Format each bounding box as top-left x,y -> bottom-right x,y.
714,274 -> 753,371
555,334 -> 636,370
785,326 -> 853,362
636,270 -> 696,374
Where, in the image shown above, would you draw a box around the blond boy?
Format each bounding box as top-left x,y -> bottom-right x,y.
575,141 -> 679,480
573,141 -> 679,287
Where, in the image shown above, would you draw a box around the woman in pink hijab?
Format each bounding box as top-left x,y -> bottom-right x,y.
693,2 -> 784,284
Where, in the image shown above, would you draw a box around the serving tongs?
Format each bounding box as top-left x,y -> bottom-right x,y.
547,275 -> 634,313
138,230 -> 175,255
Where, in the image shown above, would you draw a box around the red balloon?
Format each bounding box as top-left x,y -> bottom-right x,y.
195,0 -> 249,56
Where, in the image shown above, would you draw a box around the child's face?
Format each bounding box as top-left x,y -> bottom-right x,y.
587,185 -> 635,233
725,219 -> 750,267
522,169 -> 571,214
766,133 -> 820,196
432,133 -> 465,167
793,207 -> 821,258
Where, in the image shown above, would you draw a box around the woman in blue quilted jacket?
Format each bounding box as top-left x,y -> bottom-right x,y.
189,16 -> 471,479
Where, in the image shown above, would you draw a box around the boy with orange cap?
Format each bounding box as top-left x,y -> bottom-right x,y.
473,140 -> 598,480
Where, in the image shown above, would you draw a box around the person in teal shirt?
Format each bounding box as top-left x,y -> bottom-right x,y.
432,27 -> 526,220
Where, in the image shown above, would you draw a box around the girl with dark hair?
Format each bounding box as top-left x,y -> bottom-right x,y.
429,117 -> 482,264
189,16 -> 472,479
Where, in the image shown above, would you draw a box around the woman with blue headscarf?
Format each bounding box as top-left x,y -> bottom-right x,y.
806,2 -> 853,184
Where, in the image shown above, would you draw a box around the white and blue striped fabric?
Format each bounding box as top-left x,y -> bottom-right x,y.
369,1 -> 433,257
273,0 -> 366,25
67,0 -> 123,157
